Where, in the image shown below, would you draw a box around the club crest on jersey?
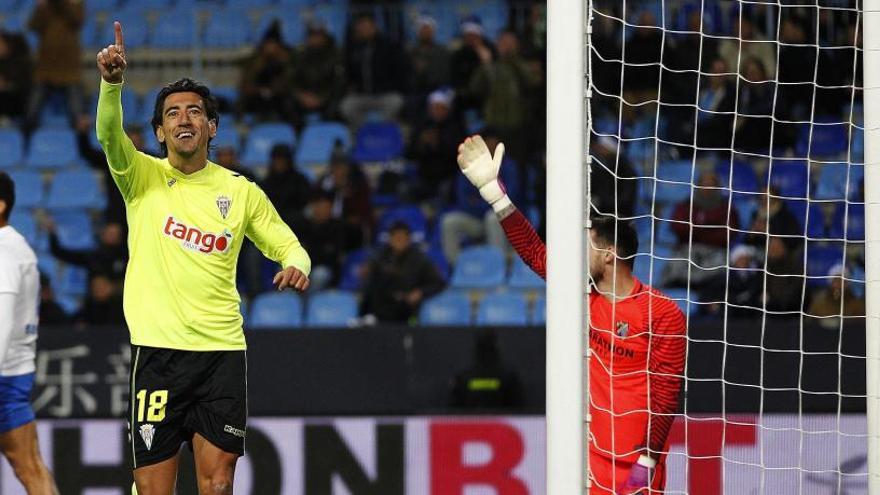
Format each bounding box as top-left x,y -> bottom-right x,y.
163,216 -> 233,254
216,195 -> 232,219
167,178 -> 176,187
139,424 -> 155,450
616,321 -> 629,337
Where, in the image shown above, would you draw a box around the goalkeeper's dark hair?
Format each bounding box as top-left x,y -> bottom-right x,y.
590,215 -> 638,269
151,78 -> 219,157
0,171 -> 14,222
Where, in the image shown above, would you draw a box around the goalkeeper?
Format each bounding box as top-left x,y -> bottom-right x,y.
457,136 -> 686,494
96,22 -> 310,494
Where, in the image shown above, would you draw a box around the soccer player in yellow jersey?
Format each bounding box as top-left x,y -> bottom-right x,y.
96,22 -> 311,494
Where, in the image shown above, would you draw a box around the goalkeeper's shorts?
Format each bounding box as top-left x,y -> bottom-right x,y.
127,345 -> 247,469
588,450 -> 667,495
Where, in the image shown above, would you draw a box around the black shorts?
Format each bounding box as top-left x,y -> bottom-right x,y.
127,345 -> 247,469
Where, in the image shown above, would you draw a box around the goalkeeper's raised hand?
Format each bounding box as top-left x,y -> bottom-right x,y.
457,135 -> 512,213
96,21 -> 127,84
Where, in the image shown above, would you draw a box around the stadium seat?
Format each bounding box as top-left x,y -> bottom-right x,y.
8,171 -> 44,209
295,122 -> 351,166
769,160 -> 809,199
805,202 -> 828,240
652,160 -> 693,205
339,248 -> 372,291
58,265 -> 88,297
813,162 -> 849,200
46,170 -> 106,210
796,121 -> 849,158
204,9 -> 252,48
531,294 -> 545,325
351,122 -> 404,162
137,0 -> 174,9
102,9 -> 149,49
84,0 -> 118,14
26,128 -> 79,169
782,199 -> 808,236
152,11 -> 198,48
249,292 -> 303,329
8,210 -> 39,249
0,0 -> 20,15
80,16 -> 101,49
632,255 -> 668,287
476,292 -> 528,326
377,205 -> 428,243
52,211 -> 96,251
241,123 -> 296,168
715,160 -> 760,193
806,243 -> 844,287
0,128 -> 24,169
306,291 -> 358,327
419,291 -> 472,326
211,125 -> 241,153
426,244 -> 450,281
508,257 -> 545,289
851,126 -> 864,163
829,202 -> 865,241
450,245 -> 506,289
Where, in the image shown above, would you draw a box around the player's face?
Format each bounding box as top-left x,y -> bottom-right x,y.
588,231 -> 607,283
158,92 -> 216,158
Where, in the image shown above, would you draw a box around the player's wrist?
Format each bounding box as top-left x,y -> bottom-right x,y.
478,179 -> 506,205
636,454 -> 657,469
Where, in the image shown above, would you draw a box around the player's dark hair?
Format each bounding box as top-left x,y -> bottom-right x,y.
151,78 -> 219,157
0,171 -> 14,222
590,215 -> 638,268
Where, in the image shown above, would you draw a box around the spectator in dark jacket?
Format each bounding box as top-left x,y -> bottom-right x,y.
407,15 -> 450,101
764,236 -> 805,313
299,190 -> 353,289
701,244 -> 764,319
589,135 -> 636,218
318,152 -> 373,246
46,220 -> 127,290
38,272 -> 68,326
340,13 -> 406,127
75,273 -> 125,327
450,17 -> 493,113
238,23 -> 295,122
406,89 -> 466,203
214,144 -> 258,183
291,21 -> 345,123
0,32 -> 31,120
259,144 -> 311,229
361,221 -> 444,323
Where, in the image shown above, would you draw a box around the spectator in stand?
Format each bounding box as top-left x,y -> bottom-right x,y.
764,236 -> 805,313
718,17 -> 775,81
622,10 -> 662,103
746,186 -> 804,253
340,13 -> 406,127
360,221 -> 444,323
702,244 -> 764,319
38,272 -> 68,326
291,20 -> 345,124
469,30 -> 541,166
696,58 -> 737,149
776,15 -> 814,124
259,144 -> 310,229
450,17 -> 493,114
299,190 -> 352,290
45,219 -> 127,289
214,143 -> 257,183
441,131 -> 514,263
662,171 -> 738,288
589,135 -> 636,218
407,15 -> 450,110
26,0 -> 84,132
318,151 -> 372,247
238,22 -> 294,122
0,31 -> 31,121
75,115 -> 149,223
735,57 -> 775,154
808,263 -> 865,328
74,272 -> 125,327
406,89 -> 466,204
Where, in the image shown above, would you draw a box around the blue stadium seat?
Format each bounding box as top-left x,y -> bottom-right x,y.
806,243 -> 844,287
715,160 -> 760,193
632,255 -> 668,287
55,293 -> 82,316
805,202 -> 828,240
152,11 -> 199,48
103,9 -> 149,49
249,292 -> 303,329
796,121 -> 849,158
80,16 -> 101,48
851,127 -> 864,163
351,122 -> 404,162
26,128 -> 79,169
829,202 -> 865,241
84,0 -> 118,14
37,256 -> 60,291
769,160 -> 809,199
813,162 -> 850,200
52,211 -> 95,251
58,265 -> 88,296
848,163 -> 865,201
8,211 -> 39,249
0,128 -> 24,169
211,125 -> 241,152
137,0 -> 174,9
306,291 -> 358,327
652,160 -> 693,205
476,292 -> 528,326
46,170 -> 106,210
241,123 -> 296,168
339,248 -> 371,291
377,205 -> 428,243
508,257 -> 545,289
782,199 -> 808,236
531,295 -> 545,325
204,9 -> 252,48
419,291 -> 471,326
426,244 -> 450,281
0,0 -> 20,15
295,122 -> 351,166
450,245 -> 505,289
8,171 -> 44,209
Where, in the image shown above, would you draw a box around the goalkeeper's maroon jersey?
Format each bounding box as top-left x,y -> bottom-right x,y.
499,209 -> 686,462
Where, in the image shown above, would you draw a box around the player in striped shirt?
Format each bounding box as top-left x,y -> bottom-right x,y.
457,136 -> 687,494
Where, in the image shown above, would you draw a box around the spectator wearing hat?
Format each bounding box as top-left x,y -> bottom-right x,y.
360,221 -> 445,323
291,20 -> 346,124
407,15 -> 450,104
808,263 -> 865,328
450,16 -> 493,113
340,13 -> 407,127
406,89 -> 466,203
238,21 -> 295,122
701,244 -> 764,319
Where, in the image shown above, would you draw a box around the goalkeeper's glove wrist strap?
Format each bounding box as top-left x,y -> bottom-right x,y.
490,194 -> 512,213
637,454 -> 657,469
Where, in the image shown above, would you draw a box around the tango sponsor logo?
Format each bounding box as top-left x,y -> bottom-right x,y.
163,216 -> 233,254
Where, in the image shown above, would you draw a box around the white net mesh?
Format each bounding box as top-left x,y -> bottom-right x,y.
587,1 -> 867,492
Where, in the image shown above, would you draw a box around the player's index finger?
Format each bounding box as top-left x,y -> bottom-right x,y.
114,21 -> 124,48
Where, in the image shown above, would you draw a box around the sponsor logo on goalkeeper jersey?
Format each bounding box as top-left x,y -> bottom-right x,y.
163,216 -> 233,254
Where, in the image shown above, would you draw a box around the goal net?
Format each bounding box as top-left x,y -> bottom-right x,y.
585,0 -> 871,492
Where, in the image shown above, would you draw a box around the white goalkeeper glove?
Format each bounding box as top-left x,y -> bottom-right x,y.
457,135 -> 512,213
